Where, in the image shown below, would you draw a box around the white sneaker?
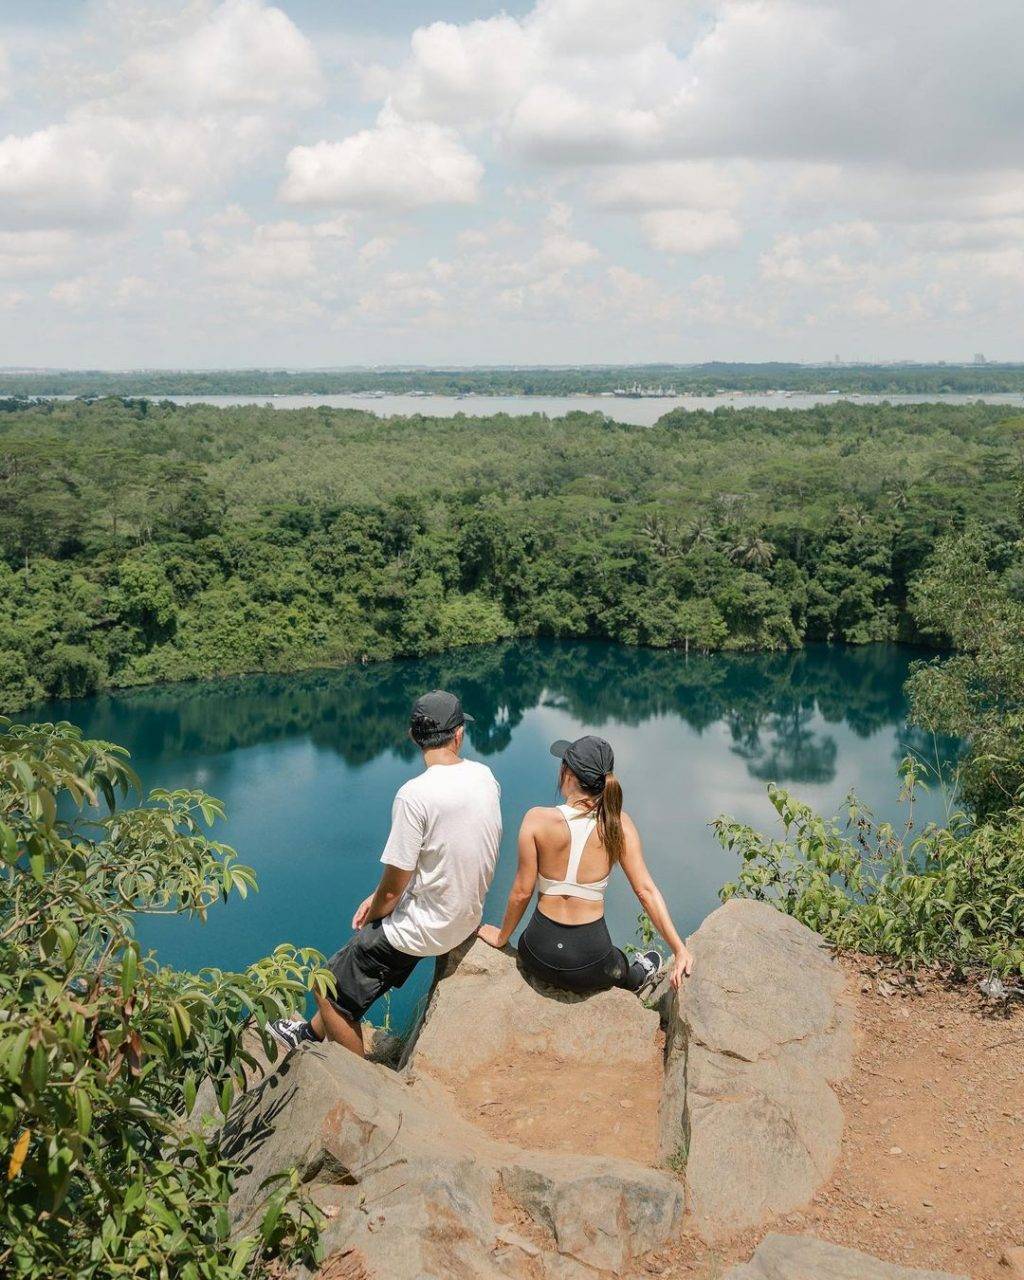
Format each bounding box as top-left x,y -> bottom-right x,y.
268,1017 -> 315,1050
633,949 -> 666,997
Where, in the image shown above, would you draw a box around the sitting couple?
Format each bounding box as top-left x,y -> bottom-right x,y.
270,689 -> 694,1056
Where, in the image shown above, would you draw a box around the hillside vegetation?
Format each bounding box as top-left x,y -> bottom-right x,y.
1,397 -> 1022,709
5,362 -> 1024,396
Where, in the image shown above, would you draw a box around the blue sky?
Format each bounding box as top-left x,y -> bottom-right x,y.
2,0 -> 1023,367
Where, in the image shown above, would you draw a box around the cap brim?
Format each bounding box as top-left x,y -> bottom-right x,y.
549,739 -> 572,759
461,711 -> 475,723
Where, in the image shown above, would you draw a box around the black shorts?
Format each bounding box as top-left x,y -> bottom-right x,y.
324,920 -> 421,1021
517,908 -> 632,994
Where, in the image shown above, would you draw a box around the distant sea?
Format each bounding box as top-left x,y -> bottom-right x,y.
55,390 -> 1024,427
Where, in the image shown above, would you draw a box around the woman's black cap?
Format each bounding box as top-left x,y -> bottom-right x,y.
550,735 -> 614,789
410,689 -> 474,735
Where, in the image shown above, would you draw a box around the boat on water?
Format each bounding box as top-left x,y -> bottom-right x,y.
612,382 -> 679,398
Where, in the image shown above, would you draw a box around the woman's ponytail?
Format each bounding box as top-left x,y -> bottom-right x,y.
596,772 -> 624,863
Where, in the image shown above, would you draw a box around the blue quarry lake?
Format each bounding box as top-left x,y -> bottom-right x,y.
33,641 -> 958,1028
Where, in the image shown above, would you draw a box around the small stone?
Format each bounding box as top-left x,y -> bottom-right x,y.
620,1100 -> 633,1109
888,1146 -> 902,1156
1000,1245 -> 1024,1276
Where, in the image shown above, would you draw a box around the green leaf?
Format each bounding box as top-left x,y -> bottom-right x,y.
120,945 -> 138,999
75,1089 -> 93,1138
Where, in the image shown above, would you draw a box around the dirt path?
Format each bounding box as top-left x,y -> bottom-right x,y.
808,960 -> 1024,1279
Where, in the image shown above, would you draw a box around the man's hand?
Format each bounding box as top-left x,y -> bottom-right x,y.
352,895 -> 374,930
477,924 -> 505,949
670,945 -> 695,989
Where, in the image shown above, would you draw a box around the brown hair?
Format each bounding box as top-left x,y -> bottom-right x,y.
561,765 -> 625,863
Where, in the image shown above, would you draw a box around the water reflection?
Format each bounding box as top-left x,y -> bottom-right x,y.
30,640 -> 955,787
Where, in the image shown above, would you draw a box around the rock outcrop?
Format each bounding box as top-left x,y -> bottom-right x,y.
217,905 -> 859,1276
401,934 -> 659,1081
221,951 -> 683,1278
661,899 -> 854,1239
725,1233 -> 970,1279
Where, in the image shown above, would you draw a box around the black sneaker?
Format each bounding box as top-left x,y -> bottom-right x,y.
633,950 -> 666,998
268,1017 -> 316,1051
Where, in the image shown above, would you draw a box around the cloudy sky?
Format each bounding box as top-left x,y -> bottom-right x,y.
2,0 -> 1023,368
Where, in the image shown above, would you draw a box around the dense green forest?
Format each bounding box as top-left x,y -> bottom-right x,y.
2,396 -> 1023,711
722,519 -> 1024,977
4,361 -> 1024,397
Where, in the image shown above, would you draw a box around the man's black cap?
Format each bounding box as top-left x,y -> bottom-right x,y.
410,689 -> 473,735
549,735 -> 614,789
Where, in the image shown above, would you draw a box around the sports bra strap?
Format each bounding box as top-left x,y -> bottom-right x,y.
560,803 -> 596,885
535,804 -> 610,902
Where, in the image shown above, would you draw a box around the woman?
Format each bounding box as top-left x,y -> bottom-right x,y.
478,735 -> 694,993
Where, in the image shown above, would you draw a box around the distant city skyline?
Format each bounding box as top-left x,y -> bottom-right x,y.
2,1 -> 1023,366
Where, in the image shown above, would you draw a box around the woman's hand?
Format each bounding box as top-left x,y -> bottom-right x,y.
477,924 -> 505,948
670,945 -> 695,989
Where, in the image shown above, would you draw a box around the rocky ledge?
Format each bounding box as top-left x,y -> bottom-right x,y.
213,900 -> 966,1279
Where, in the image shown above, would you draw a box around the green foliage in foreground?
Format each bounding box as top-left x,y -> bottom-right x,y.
2,396 -> 1023,711
715,758 -> 1024,977
0,718 -> 332,1279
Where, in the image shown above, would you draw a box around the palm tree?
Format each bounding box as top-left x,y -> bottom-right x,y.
685,517 -> 717,550
728,535 -> 776,569
640,514 -> 674,558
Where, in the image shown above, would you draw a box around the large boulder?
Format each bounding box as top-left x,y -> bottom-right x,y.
661,899 -> 854,1239
401,936 -> 660,1082
221,1034 -> 683,1278
499,1154 -> 682,1274
725,1234 -> 970,1279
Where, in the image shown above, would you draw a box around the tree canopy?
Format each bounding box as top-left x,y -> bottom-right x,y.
1,397 -> 1022,711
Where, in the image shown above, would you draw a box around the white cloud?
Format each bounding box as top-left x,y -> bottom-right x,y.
386,15 -> 536,127
126,0 -> 322,110
759,223 -> 883,287
281,115 -> 482,210
0,123 -> 122,228
374,0 -> 1024,175
0,230 -> 74,278
358,236 -> 394,266
5,0 -> 1024,364
49,276 -> 93,308
589,162 -> 743,213
642,209 -> 741,256
507,85 -> 661,163
0,1 -> 320,232
0,43 -> 9,102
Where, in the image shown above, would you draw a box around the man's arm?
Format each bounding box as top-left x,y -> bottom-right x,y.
352,791 -> 422,929
352,864 -> 414,928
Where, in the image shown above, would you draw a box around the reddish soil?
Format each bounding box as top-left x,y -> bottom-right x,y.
451,1042 -> 665,1166
648,958 -> 1024,1278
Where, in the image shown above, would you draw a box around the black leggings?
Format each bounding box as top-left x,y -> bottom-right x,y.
517,908 -> 648,995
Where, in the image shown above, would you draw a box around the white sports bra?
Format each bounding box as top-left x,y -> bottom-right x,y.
536,804 -> 611,902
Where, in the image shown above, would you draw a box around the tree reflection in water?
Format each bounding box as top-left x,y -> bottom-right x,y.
32,639 -> 959,792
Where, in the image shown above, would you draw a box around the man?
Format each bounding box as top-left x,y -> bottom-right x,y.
269,689 -> 502,1056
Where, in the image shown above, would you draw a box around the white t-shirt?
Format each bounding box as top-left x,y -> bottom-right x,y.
380,759 -> 502,957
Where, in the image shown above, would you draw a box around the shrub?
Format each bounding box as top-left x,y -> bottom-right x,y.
714,757 -> 1024,977
0,717 -> 333,1278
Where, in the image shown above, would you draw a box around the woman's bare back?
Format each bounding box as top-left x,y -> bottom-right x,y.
533,804 -> 616,925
